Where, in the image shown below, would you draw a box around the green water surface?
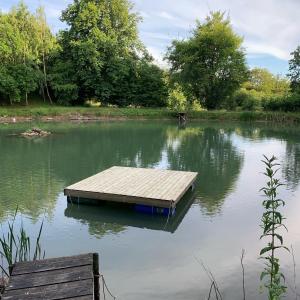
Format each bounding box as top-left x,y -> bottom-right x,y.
0,121 -> 300,299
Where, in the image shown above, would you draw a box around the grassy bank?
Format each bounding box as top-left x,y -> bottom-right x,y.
189,110 -> 300,123
0,106 -> 174,119
1,105 -> 300,123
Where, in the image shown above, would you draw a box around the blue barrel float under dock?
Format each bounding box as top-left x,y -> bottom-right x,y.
64,166 -> 198,216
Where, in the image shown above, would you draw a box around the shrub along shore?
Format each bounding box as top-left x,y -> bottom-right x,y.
1,106 -> 300,124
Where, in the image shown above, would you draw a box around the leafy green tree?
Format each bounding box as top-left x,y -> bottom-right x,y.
52,0 -> 129,101
50,0 -> 164,106
0,2 -> 53,105
244,68 -> 289,96
0,66 -> 20,104
36,6 -> 57,104
229,68 -> 290,111
288,46 -> 300,93
12,2 -> 41,105
166,11 -> 248,109
0,9 -> 23,103
167,84 -> 188,112
245,68 -> 277,94
133,60 -> 167,107
1,0 -> 166,107
48,57 -> 79,105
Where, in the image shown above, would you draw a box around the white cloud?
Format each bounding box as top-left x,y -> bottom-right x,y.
139,11 -> 150,19
46,7 -> 61,19
157,11 -> 175,20
141,31 -> 173,41
133,0 -> 300,72
244,42 -> 290,61
2,0 -> 298,73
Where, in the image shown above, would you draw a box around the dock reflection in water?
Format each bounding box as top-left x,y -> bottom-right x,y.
64,189 -> 196,236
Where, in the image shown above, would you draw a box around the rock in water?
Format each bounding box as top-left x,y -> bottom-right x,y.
21,128 -> 51,137
32,128 -> 42,133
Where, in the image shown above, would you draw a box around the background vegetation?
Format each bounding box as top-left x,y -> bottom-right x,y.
0,0 -> 300,113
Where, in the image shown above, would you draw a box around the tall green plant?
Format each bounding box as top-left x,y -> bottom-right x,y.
0,208 -> 44,276
260,155 -> 289,300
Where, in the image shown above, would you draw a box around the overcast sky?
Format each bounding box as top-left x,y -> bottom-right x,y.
2,0 -> 299,75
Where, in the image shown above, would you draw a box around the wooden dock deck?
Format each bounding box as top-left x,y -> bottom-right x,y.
2,253 -> 99,300
64,166 -> 198,209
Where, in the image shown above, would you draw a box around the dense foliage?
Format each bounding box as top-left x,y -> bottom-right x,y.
50,0 -> 167,106
0,3 -> 55,105
262,94 -> 300,112
228,68 -> 290,111
0,0 -> 166,107
261,49 -> 300,112
0,1 -> 300,111
166,12 -> 248,109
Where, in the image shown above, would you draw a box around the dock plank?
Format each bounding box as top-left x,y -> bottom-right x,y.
2,279 -> 93,300
66,297 -> 94,300
64,166 -> 197,208
7,265 -> 93,290
12,253 -> 93,275
2,253 -> 99,300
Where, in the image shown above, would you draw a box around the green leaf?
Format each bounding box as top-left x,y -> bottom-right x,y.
260,271 -> 269,280
274,234 -> 283,245
260,246 -> 272,255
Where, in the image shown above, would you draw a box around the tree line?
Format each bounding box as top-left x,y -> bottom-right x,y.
0,0 -> 299,111
0,0 -> 167,107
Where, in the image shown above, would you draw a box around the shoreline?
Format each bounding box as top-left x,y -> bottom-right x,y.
1,107 -> 300,124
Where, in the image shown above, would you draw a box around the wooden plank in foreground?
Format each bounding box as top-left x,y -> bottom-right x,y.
3,253 -> 99,300
64,166 -> 198,208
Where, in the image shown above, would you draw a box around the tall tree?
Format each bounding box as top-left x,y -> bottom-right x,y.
51,0 -> 142,104
36,6 -> 56,104
13,2 -> 40,105
0,11 -> 22,104
50,0 -> 166,106
0,2 -> 48,105
288,46 -> 300,93
166,11 -> 248,109
1,0 -> 166,106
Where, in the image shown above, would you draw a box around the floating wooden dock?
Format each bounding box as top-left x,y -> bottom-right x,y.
2,253 -> 99,300
65,187 -> 196,233
64,166 -> 197,211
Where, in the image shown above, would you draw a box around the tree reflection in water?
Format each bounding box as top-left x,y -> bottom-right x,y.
166,125 -> 244,215
1,121 -> 300,228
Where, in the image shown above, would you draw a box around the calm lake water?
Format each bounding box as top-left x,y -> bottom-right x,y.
1,120 -> 300,299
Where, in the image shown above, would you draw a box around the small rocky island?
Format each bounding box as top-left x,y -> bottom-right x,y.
21,128 -> 51,137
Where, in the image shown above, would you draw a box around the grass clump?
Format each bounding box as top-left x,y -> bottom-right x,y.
0,208 -> 45,276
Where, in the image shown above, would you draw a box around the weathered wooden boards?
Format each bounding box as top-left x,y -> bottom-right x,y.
2,253 -> 99,300
64,166 -> 198,208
